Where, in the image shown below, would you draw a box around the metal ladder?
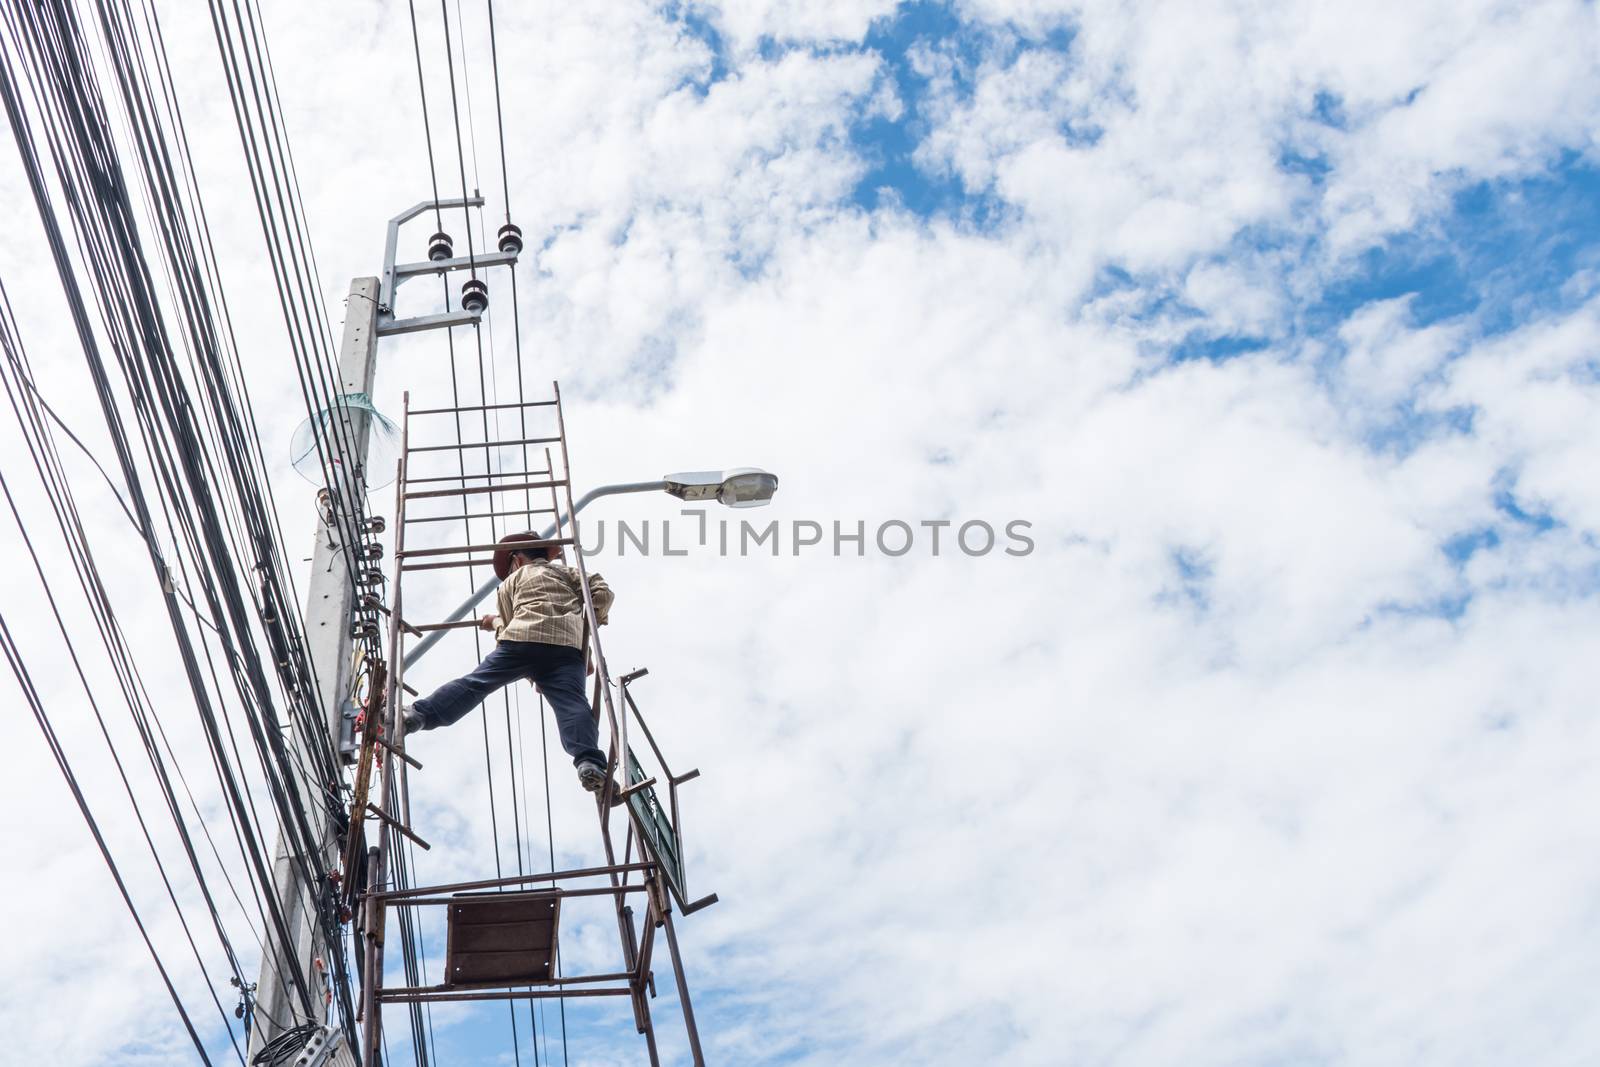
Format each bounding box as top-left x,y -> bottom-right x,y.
342,383 -> 714,1066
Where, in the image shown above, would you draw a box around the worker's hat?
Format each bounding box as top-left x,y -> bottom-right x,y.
493,531 -> 551,580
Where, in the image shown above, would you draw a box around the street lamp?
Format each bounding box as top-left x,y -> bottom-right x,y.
663,468 -> 780,508
404,467 -> 780,669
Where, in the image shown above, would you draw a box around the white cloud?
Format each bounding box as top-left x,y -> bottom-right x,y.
1435,298 -> 1600,530
1335,296 -> 1461,410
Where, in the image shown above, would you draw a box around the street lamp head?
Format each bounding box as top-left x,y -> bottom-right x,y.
664,467 -> 780,508
716,467 -> 780,508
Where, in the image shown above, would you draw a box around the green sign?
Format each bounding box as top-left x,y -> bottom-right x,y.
626,747 -> 685,904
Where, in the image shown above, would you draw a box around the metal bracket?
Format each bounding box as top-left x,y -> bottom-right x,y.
375,735 -> 423,771
376,310 -> 482,338
376,196 -> 518,338
366,803 -> 431,851
680,894 -> 719,916
338,694 -> 361,765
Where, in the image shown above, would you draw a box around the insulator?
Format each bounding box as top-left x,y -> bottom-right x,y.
361,593 -> 383,610
348,619 -> 380,640
461,278 -> 489,314
427,231 -> 454,262
363,515 -> 386,534
497,222 -> 523,255
357,567 -> 384,586
361,542 -> 384,560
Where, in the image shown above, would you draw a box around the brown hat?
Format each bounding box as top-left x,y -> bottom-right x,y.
492,531 -> 549,580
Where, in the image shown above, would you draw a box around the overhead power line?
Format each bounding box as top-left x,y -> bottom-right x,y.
0,0 -> 374,1054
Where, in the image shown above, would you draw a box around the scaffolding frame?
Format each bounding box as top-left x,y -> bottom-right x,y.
349,384 -> 710,1065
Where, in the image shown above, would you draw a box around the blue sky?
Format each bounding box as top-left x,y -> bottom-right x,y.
419,4 -> 1600,1059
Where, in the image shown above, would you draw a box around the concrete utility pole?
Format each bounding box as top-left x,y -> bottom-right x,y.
246,193 -> 508,1062
248,277 -> 379,1062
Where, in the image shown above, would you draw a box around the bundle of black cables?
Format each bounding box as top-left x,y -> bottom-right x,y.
251,1024 -> 318,1066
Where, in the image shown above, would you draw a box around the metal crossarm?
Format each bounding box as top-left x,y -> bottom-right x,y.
376,311 -> 480,337
393,249 -> 517,280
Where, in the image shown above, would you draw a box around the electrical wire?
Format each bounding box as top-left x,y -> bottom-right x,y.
0,0 -> 368,1055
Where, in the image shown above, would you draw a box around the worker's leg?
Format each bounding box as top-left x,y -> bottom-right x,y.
410,642 -> 534,730
526,643 -> 607,768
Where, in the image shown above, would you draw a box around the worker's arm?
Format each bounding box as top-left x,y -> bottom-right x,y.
585,570 -> 614,625
492,573 -> 513,639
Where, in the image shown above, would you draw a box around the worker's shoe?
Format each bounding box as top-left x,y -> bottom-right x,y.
400,708 -> 427,734
576,761 -> 624,806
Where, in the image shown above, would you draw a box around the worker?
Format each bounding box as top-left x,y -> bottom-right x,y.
403,531 -> 616,797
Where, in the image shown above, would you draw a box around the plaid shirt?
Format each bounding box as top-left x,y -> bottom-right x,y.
494,559 -> 612,649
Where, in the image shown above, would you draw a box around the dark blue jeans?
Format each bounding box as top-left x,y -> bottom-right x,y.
411,640 -> 606,768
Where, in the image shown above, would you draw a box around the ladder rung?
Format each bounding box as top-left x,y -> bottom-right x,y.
618,776 -> 656,800
366,804 -> 431,850
409,619 -> 483,633
409,399 -> 558,416
399,558 -> 497,572
398,536 -> 572,560
405,508 -> 557,525
405,478 -> 566,500
396,547 -> 576,571
376,736 -> 423,771
407,436 -> 561,454
405,469 -> 552,485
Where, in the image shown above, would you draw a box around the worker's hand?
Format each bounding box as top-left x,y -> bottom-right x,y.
586,654 -> 595,677
478,613 -> 498,632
